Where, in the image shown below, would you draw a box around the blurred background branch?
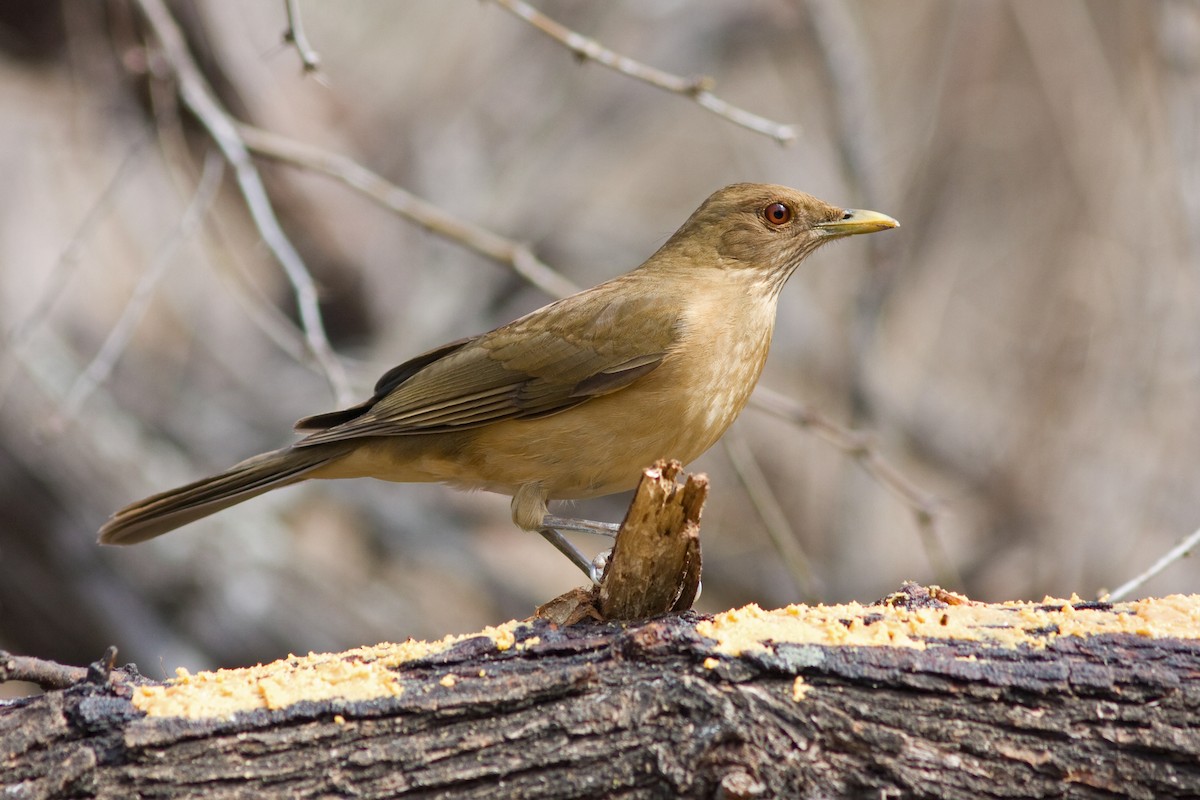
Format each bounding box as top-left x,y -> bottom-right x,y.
490,0 -> 799,144
1,0 -> 1198,679
135,0 -> 352,403
282,0 -> 321,75
236,123 -> 580,299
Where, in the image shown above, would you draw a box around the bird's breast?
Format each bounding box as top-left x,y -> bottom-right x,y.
664,292 -> 776,456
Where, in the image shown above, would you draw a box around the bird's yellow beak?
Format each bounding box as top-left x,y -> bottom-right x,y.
815,209 -> 899,237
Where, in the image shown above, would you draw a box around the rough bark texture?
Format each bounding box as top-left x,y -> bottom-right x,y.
598,460 -> 704,620
3,600 -> 1199,800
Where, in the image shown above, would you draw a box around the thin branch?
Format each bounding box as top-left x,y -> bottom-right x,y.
235,123 -> 581,300
721,431 -> 819,600
132,0 -> 353,405
0,651 -> 87,691
282,0 -> 321,74
1107,525 -> 1200,602
58,151 -> 225,421
141,71 -> 318,375
489,0 -> 798,145
749,386 -> 961,587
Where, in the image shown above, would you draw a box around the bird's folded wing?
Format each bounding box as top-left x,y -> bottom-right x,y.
293,284 -> 681,444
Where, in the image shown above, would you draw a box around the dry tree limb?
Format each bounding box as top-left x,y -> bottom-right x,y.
0,652 -> 87,692
235,124 -> 581,300
5,590 -> 1200,798
750,385 -> 960,587
132,0 -> 352,405
489,0 -> 798,145
1108,525 -> 1200,602
0,647 -> 127,692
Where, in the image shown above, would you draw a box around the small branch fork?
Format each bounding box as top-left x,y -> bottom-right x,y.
235,125 -> 580,300
749,386 -> 960,587
489,0 -> 798,144
133,0 -> 352,404
277,0 -> 796,144
0,646 -> 120,691
282,0 -> 321,74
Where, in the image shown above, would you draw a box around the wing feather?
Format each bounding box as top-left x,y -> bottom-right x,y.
294,276 -> 683,447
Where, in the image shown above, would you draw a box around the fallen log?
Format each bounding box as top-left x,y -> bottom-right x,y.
3,584 -> 1199,799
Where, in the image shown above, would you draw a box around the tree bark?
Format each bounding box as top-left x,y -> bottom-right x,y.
3,587 -> 1199,799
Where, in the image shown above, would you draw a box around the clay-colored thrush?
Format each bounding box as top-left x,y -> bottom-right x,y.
100,183 -> 897,578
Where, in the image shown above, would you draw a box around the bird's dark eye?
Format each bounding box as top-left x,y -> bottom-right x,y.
764,202 -> 792,226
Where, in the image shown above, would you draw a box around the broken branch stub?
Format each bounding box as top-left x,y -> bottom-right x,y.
598,459 -> 707,620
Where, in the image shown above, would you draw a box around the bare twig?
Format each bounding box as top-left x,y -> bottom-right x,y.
749,386 -> 960,587
489,0 -> 798,145
1106,525 -> 1200,602
236,123 -> 581,300
0,650 -> 87,691
721,431 -> 819,600
141,67 -> 316,373
132,0 -> 352,405
59,151 -> 225,421
282,0 -> 321,74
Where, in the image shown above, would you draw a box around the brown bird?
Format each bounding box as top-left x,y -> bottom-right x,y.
99,183 -> 897,579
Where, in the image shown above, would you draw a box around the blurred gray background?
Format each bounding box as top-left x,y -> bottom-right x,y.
1,0 -> 1198,674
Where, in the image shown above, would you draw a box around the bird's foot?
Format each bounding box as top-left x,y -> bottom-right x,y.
537,515 -> 620,582
592,548 -> 611,577
537,527 -> 602,584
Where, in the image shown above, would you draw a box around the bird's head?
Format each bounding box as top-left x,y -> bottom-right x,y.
651,183 -> 898,295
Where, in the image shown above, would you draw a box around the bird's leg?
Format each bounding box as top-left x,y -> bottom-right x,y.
537,527 -> 601,584
540,514 -> 620,538
538,514 -> 619,582
539,516 -> 617,584
513,484 -> 616,582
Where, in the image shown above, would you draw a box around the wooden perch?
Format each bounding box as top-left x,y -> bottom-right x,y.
4,585 -> 1200,798
537,459 -> 707,625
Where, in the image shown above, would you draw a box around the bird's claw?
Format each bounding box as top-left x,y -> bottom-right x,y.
591,548 -> 611,579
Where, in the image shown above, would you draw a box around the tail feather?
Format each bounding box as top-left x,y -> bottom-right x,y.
99,445 -> 345,545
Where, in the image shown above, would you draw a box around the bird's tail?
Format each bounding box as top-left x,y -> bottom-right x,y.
98,444 -> 348,545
